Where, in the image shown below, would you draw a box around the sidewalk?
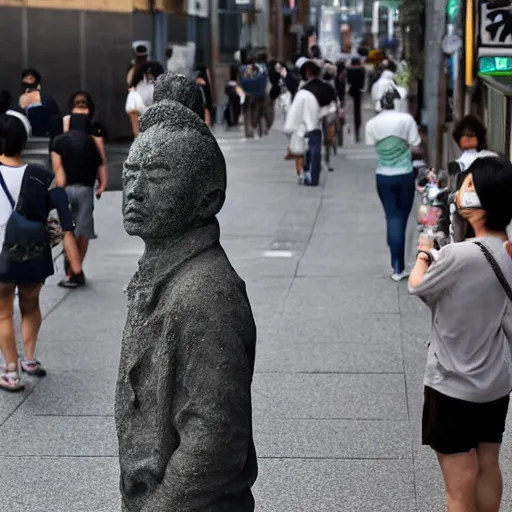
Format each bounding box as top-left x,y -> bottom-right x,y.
2,126 -> 512,511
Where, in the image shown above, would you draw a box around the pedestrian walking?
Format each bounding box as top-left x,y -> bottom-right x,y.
64,90 -> 107,173
284,58 -> 336,186
126,44 -> 149,89
51,114 -> 106,288
365,88 -> 421,281
371,60 -> 398,113
194,65 -> 214,128
448,116 -> 492,243
239,57 -> 268,139
0,113 -> 80,391
125,61 -> 165,137
347,57 -> 366,142
409,154 -> 512,512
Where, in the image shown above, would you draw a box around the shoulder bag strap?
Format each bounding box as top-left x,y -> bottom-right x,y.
0,168 -> 16,209
474,241 -> 512,302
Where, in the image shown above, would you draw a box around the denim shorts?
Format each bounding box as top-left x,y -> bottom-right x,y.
65,184 -> 94,239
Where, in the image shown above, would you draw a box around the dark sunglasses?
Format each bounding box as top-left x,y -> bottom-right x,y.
74,99 -> 88,107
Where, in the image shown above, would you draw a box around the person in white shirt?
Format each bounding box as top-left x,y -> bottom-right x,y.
125,62 -> 165,137
371,61 -> 400,113
366,88 -> 421,281
284,58 -> 337,186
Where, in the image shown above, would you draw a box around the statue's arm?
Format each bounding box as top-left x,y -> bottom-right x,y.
141,300 -> 256,511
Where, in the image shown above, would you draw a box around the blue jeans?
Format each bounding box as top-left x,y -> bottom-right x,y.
376,172 -> 415,274
304,130 -> 322,186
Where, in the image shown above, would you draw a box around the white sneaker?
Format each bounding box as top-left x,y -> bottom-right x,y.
297,172 -> 304,185
390,270 -> 410,282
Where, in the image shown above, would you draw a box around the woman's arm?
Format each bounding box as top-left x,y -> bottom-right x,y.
62,115 -> 70,133
128,111 -> 140,137
93,135 -> 108,198
48,185 -> 81,275
51,152 -> 67,187
409,252 -> 432,288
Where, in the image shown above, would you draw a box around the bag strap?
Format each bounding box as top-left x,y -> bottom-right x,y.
474,241 -> 512,302
0,168 -> 16,209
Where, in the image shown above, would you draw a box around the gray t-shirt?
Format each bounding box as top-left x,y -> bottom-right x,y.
410,236 -> 512,403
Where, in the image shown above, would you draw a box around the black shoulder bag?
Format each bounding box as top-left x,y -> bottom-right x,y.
0,168 -> 48,263
474,241 -> 512,301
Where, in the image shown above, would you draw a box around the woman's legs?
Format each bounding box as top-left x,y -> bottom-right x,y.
476,443 -> 503,512
0,283 -> 17,369
377,173 -> 415,274
18,283 -> 43,362
437,450 -> 479,512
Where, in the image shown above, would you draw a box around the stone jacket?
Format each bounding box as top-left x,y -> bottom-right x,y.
115,220 -> 258,512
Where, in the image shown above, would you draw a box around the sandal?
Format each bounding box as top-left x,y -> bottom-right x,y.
0,369 -> 24,392
21,359 -> 47,377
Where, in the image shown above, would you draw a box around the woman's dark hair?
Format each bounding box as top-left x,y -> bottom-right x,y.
0,90 -> 12,114
470,155 -> 512,231
351,57 -> 361,66
453,115 -> 487,150
131,61 -> 165,88
68,90 -> 95,117
0,114 -> 28,156
21,68 -> 41,85
310,45 -> 322,59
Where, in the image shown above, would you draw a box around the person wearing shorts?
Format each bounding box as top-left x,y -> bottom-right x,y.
51,113 -> 105,287
409,155 -> 512,512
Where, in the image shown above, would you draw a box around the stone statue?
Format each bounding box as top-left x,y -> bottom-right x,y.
153,72 -> 204,120
115,75 -> 258,512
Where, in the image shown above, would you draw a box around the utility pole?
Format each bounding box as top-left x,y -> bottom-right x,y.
424,0 -> 447,169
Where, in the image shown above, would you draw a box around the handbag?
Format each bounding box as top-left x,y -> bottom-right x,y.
474,241 -> 512,301
0,169 -> 48,263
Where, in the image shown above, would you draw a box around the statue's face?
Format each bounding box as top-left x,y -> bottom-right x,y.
122,127 -> 203,239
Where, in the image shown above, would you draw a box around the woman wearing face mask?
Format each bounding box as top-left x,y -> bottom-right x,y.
409,155 -> 512,512
125,61 -> 165,137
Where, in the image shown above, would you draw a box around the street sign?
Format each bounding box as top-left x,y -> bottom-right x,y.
479,56 -> 512,75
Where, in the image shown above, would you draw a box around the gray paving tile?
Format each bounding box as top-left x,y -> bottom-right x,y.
19,370 -> 115,416
272,312 -> 402,345
0,456 -> 120,511
252,373 -> 407,420
254,459 -> 415,512
255,338 -> 403,373
0,415 -> 116,456
254,418 -> 411,459
284,277 -> 399,314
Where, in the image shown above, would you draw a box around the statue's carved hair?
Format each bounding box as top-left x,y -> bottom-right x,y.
153,72 -> 204,120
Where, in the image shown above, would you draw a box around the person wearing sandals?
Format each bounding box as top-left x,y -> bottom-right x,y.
0,113 -> 81,392
409,155 -> 512,512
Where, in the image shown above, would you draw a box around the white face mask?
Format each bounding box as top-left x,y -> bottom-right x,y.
460,190 -> 482,209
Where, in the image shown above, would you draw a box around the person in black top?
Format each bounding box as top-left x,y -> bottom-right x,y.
51,114 -> 104,288
19,68 -> 61,139
194,65 -> 214,128
347,57 -> 366,142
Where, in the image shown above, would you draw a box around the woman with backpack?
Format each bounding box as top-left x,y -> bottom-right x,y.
0,114 -> 81,392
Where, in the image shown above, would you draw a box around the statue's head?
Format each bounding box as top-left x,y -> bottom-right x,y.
122,82 -> 226,240
153,72 -> 205,120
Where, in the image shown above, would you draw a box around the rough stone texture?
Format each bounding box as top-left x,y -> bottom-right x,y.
152,72 -> 204,120
115,77 -> 258,512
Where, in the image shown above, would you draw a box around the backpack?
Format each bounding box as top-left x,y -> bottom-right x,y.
0,167 -> 49,263
239,64 -> 268,97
